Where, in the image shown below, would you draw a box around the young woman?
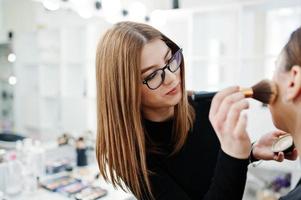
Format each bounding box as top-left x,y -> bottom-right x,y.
269,26 -> 301,200
95,21 -> 296,200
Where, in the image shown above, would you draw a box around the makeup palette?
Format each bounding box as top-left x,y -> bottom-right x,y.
271,134 -> 294,154
40,175 -> 108,199
41,175 -> 79,191
57,181 -> 88,196
74,187 -> 107,200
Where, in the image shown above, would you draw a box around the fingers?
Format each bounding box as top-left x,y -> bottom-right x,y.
210,89 -> 246,133
233,113 -> 248,139
274,152 -> 284,162
272,130 -> 289,137
226,99 -> 249,132
209,86 -> 251,159
274,148 -> 298,162
216,92 -> 245,126
210,86 -> 239,118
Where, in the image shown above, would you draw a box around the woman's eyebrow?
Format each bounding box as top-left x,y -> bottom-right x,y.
141,49 -> 171,74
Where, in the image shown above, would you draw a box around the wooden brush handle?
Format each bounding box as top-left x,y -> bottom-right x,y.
240,88 -> 253,98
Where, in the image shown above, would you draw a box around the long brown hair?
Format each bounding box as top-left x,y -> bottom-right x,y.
95,21 -> 195,199
283,26 -> 301,71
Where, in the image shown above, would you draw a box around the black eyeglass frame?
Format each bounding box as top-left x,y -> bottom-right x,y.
142,48 -> 183,90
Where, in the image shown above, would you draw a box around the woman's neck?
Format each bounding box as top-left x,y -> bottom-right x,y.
142,106 -> 174,122
291,112 -> 301,154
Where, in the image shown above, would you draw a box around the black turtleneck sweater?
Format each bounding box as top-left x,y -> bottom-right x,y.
142,97 -> 249,200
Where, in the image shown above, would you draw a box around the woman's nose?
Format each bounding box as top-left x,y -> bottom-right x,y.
163,69 -> 177,85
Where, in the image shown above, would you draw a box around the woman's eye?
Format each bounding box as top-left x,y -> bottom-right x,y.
146,71 -> 158,80
167,56 -> 173,64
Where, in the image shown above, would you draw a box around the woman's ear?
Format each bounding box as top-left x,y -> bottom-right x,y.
286,65 -> 301,102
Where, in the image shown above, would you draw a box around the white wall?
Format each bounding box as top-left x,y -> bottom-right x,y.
121,0 -> 171,12
2,0 -> 36,33
181,0 -> 301,9
0,0 -> 5,42
1,0 -> 114,140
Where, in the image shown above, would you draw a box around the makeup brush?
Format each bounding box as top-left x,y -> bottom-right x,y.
191,79 -> 278,104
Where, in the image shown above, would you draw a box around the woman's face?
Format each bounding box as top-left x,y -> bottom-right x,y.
140,39 -> 182,110
269,53 -> 287,131
269,52 -> 295,132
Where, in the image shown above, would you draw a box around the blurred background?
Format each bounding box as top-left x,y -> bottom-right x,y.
0,0 -> 301,199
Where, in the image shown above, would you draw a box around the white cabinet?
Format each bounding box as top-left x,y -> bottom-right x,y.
0,43 -> 15,131
151,6 -> 242,91
14,20 -> 109,140
150,1 -> 301,91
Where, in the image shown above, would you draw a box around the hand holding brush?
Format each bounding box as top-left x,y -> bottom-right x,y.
209,86 -> 252,159
191,79 -> 278,104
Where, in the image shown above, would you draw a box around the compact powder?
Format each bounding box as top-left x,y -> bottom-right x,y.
272,134 -> 294,153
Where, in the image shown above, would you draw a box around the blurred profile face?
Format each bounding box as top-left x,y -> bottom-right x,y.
140,39 -> 182,111
269,52 -> 294,132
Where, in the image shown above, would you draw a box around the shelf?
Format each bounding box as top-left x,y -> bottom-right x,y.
39,96 -> 60,100
186,55 -> 278,62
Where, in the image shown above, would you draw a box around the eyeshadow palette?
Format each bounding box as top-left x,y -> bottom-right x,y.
41,175 -> 79,191
40,174 -> 108,199
57,181 -> 88,196
74,187 -> 107,200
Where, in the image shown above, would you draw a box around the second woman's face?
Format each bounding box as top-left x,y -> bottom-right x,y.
140,39 -> 182,110
269,52 -> 292,132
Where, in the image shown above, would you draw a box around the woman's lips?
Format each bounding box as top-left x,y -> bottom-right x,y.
166,84 -> 180,95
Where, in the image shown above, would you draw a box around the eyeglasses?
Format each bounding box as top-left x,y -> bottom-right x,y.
142,48 -> 183,90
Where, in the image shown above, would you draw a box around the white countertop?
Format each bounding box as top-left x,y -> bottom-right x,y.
7,169 -> 135,200
1,143 -> 136,200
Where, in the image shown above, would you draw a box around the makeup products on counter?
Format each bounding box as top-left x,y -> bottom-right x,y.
45,158 -> 73,174
76,137 -> 88,167
40,174 -> 107,199
41,175 -> 80,192
57,181 -> 88,196
75,187 -> 107,200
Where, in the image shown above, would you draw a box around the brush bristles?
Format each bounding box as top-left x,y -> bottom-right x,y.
251,79 -> 278,104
